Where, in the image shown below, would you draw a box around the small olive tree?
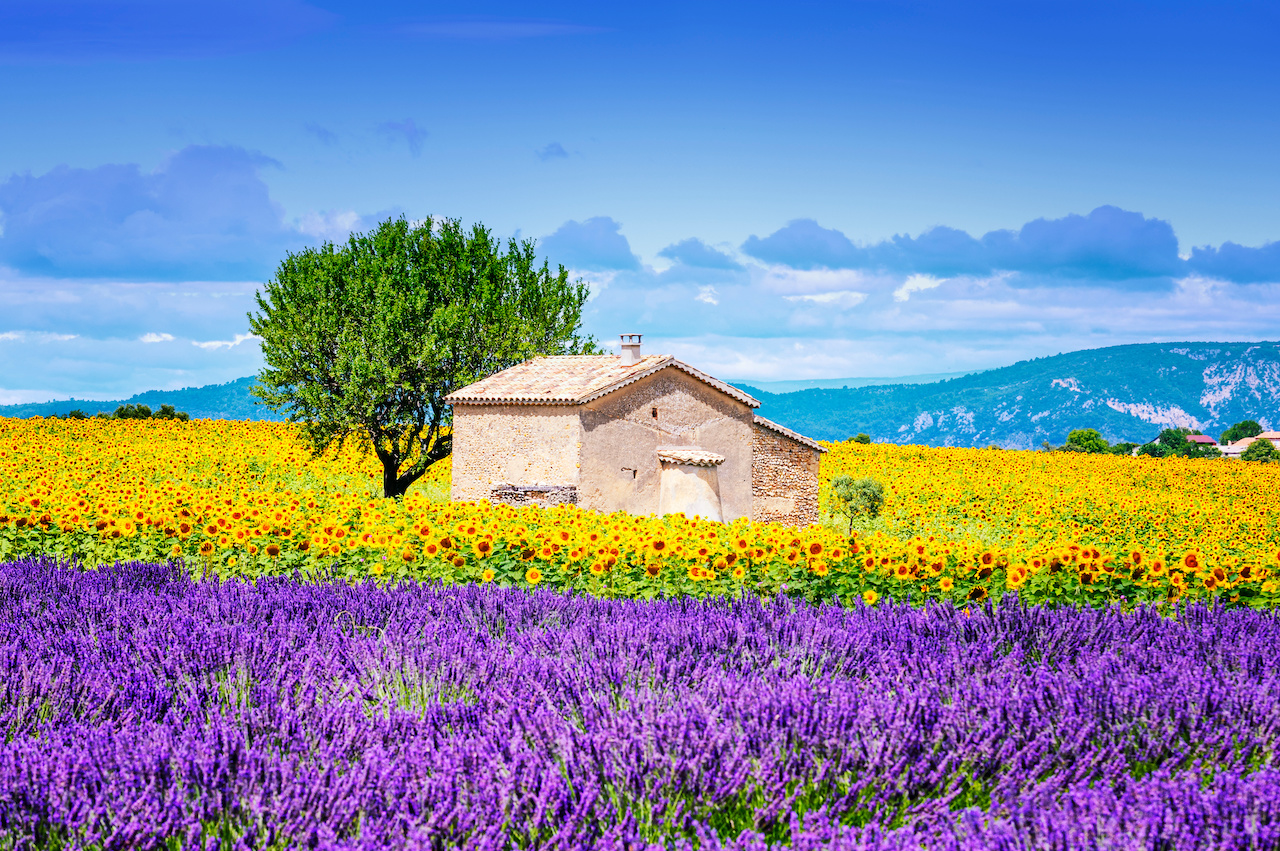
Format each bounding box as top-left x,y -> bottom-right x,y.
829,474 -> 885,534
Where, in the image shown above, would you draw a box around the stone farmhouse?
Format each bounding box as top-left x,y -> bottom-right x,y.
443,335 -> 826,526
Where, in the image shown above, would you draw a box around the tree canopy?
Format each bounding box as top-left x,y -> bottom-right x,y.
250,216 -> 599,498
1241,438 -> 1275,463
1221,420 -> 1263,444
1066,428 -> 1109,454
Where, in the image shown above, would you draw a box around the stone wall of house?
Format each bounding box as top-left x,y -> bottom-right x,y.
488,484 -> 578,508
577,369 -> 755,520
750,423 -> 821,527
450,404 -> 581,502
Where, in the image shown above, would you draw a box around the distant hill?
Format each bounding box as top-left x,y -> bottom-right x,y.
6,342 -> 1279,448
727,371 -> 971,394
0,377 -> 285,421
739,341 -> 1280,449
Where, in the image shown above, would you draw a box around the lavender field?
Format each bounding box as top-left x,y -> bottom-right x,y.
2,559 -> 1279,850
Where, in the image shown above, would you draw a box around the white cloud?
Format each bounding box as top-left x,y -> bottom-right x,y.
0,330 -> 77,343
893,274 -> 946,302
192,333 -> 260,350
296,210 -> 366,243
755,264 -> 881,295
784,290 -> 868,309
695,285 -> 719,306
139,332 -> 175,344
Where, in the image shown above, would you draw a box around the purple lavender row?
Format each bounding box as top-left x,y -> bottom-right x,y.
1,558 -> 1279,850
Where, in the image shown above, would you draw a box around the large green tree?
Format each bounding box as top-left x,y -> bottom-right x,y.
250,216 -> 599,498
1221,420 -> 1263,444
1065,428 -> 1109,454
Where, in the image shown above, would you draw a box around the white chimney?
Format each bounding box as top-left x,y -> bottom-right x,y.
620,333 -> 642,366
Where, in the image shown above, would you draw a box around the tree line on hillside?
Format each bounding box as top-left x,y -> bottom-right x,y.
1042,420 -> 1275,461
46,404 -> 190,421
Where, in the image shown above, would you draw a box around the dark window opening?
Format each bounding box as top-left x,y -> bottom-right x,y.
651,407 -> 658,419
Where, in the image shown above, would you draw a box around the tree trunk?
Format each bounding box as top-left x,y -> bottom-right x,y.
383,461 -> 409,499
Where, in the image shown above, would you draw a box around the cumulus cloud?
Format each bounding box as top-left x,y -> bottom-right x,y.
139,332 -> 174,343
983,206 -> 1182,282
539,217 -> 640,271
378,119 -> 427,158
742,206 -> 1187,289
658,238 -> 742,270
1186,240 -> 1280,283
536,142 -> 569,161
0,145 -> 300,280
741,219 -> 863,270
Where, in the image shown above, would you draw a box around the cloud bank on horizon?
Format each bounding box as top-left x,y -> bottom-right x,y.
1,145 -> 1279,403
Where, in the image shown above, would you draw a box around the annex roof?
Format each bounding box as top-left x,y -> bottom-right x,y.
1186,434 -> 1218,445
657,447 -> 726,466
753,415 -> 828,453
444,354 -> 761,408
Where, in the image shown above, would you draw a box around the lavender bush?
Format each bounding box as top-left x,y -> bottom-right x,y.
1,557 -> 1279,850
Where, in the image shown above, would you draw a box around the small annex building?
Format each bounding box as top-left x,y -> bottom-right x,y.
443,334 -> 826,526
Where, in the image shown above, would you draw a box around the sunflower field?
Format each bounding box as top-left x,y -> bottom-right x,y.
2,416 -> 1279,607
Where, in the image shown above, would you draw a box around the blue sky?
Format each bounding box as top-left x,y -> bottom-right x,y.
1,0 -> 1279,401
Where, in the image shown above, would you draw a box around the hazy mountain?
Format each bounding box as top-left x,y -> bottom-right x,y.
739,342 -> 1280,449
5,342 -> 1278,449
726,371 -> 971,393
0,377 -> 285,422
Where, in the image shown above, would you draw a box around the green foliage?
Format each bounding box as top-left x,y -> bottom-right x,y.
1157,427 -> 1194,453
1183,440 -> 1222,460
250,215 -> 599,499
1221,419 -> 1263,444
853,433 -> 871,444
109,403 -> 189,421
1109,442 -> 1139,456
151,404 -> 190,421
1138,427 -> 1221,459
1241,438 -> 1276,463
829,474 -> 886,534
1066,428 -> 1109,454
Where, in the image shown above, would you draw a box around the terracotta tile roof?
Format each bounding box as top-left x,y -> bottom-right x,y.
753,415 -> 828,453
444,355 -> 761,408
1234,431 -> 1280,448
656,447 -> 726,466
